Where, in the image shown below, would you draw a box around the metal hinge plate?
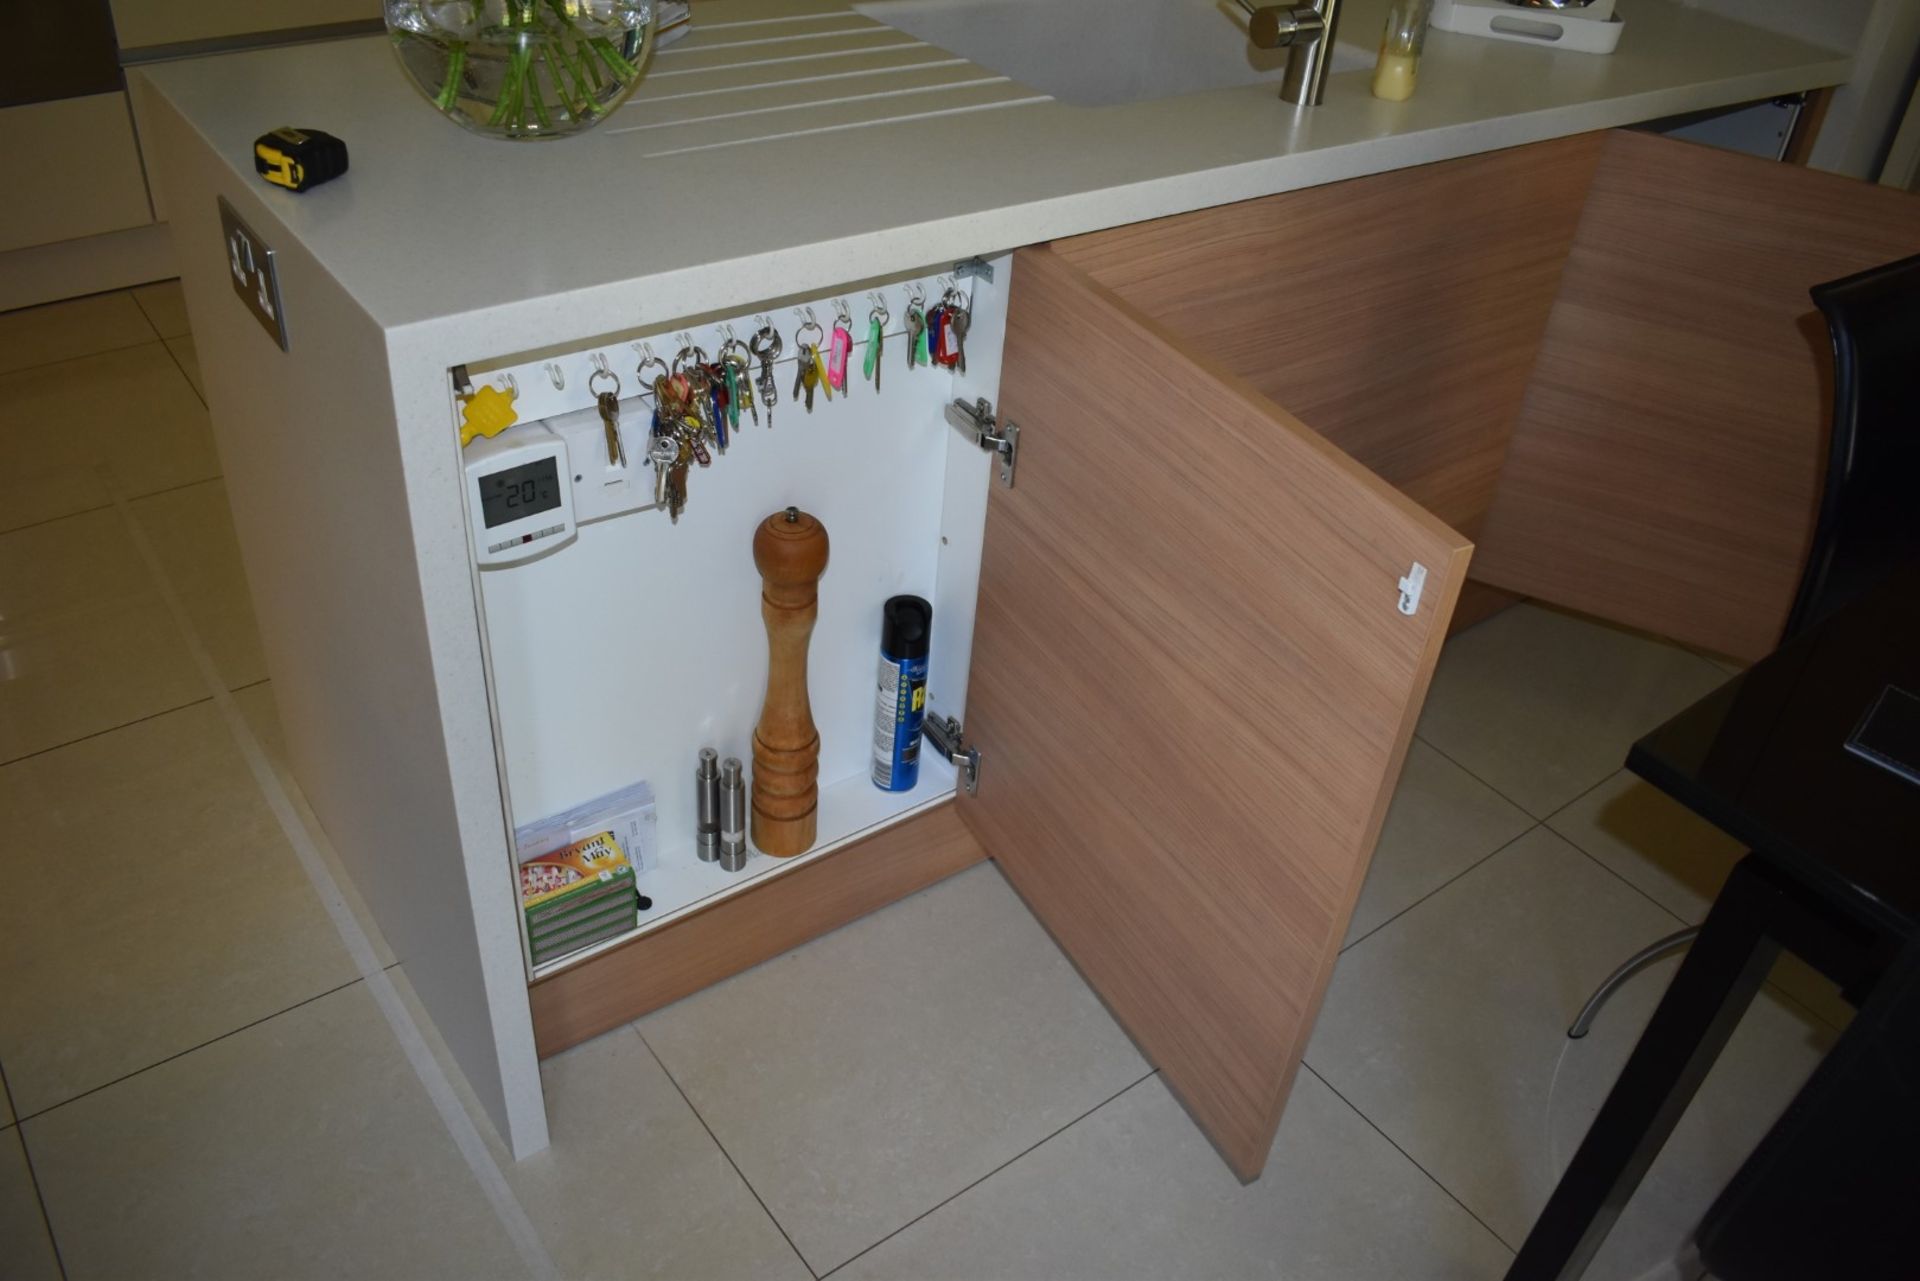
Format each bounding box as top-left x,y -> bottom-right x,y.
923,713 -> 980,795
945,398 -> 1019,488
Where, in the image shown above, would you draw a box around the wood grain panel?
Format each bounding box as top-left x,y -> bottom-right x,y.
528,804 -> 985,1056
959,247 -> 1471,1181
1474,130 -> 1920,661
1051,134 -> 1603,538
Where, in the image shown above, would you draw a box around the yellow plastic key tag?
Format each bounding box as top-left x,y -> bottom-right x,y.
459,384 -> 519,447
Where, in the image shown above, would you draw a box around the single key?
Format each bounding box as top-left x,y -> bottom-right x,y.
812,343 -> 832,403
729,352 -> 759,427
667,436 -> 691,523
795,345 -> 822,413
589,368 -> 626,467
647,435 -> 676,508
688,367 -> 725,452
749,326 -> 781,429
864,310 -> 885,394
827,317 -> 852,393
905,305 -> 925,371
948,302 -> 969,375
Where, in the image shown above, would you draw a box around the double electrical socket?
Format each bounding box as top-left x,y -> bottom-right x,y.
218,196 -> 288,351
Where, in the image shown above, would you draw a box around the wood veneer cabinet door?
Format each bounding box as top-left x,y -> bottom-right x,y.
956,246 -> 1470,1181
1474,130 -> 1920,661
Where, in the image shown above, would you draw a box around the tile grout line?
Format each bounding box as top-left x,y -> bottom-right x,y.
0,1060 -> 72,1281
1341,820 -> 1543,956
101,467 -> 561,1281
628,1027 -> 821,1280
12,976 -> 368,1126
0,696 -> 214,770
0,675 -> 272,772
1300,1061 -> 1520,1255
156,333 -> 207,410
1412,730 -> 1553,820
0,473 -> 226,542
820,1068 -> 1162,1279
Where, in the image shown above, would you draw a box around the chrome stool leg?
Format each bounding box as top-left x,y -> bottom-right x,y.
1567,926 -> 1700,1039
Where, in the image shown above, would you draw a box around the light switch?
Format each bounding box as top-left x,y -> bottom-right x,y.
218,195 -> 288,350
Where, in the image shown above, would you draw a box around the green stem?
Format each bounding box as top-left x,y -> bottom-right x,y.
587,35 -> 638,84
548,39 -> 594,117
526,54 -> 553,130
435,42 -> 467,112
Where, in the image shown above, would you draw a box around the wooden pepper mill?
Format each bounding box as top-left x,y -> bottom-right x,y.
751,506 -> 830,857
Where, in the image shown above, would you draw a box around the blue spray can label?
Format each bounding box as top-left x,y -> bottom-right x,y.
871,595 -> 932,792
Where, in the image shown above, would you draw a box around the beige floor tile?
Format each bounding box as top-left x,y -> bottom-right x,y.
1549,769 -> 1855,1031
502,1029 -> 812,1280
0,596 -> 207,763
1347,739 -> 1535,945
165,333 -> 204,400
840,1069 -> 1512,1281
0,1127 -> 61,1281
130,478 -> 268,689
23,983 -> 522,1281
0,342 -> 220,533
131,279 -> 191,340
1549,770 -> 1745,923
0,292 -> 157,377
1306,828 -> 1833,1279
0,701 -> 360,1115
0,504 -> 156,624
231,682 -> 400,969
0,504 -> 212,761
638,861 -> 1150,1274
1420,606 -> 1729,818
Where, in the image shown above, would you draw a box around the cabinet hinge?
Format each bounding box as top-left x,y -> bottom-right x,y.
945,398 -> 1019,489
923,713 -> 980,795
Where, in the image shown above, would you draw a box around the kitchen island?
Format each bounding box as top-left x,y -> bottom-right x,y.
135,0 -> 1896,1171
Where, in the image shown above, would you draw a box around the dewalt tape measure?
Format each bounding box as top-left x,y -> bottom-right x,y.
253,127 -> 348,193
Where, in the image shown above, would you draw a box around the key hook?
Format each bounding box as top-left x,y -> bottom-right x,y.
634,341 -> 669,388
495,372 -> 518,396
589,352 -> 612,376
543,363 -> 564,391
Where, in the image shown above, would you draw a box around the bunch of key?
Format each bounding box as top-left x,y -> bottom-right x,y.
633,287 -> 970,521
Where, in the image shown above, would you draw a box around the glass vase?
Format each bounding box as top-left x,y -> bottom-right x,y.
385,0 -> 654,140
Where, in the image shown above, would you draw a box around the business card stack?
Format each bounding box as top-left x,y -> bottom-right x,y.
520,830 -> 638,966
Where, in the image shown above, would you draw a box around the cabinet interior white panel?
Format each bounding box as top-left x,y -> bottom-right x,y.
468,263 -> 1007,967
0,95 -> 153,254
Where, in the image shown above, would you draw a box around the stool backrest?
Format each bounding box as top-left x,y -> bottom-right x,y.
1785,254 -> 1920,640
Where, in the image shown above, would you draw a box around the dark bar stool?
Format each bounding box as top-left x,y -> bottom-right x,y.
1507,255 -> 1920,1280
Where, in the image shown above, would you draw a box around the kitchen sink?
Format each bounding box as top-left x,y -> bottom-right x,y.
854,0 -> 1372,107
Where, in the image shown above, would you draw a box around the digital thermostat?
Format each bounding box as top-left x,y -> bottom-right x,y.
464,422 -> 576,567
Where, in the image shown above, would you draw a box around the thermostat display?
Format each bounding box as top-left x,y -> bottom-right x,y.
479,457 -> 563,529
464,422 -> 576,567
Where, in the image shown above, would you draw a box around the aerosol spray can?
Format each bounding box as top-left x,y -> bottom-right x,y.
871,595 -> 932,792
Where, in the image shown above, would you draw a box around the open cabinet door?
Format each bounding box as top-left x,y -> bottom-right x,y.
956,247 -> 1471,1180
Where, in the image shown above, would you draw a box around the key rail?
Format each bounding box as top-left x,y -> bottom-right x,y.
455,273 -> 973,428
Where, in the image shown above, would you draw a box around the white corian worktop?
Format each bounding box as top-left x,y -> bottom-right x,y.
141,0 -> 1850,362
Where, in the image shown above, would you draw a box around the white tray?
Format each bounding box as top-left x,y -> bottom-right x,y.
1431,0 -> 1625,55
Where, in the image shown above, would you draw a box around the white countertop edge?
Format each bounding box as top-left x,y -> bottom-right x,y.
390,53 -> 1852,372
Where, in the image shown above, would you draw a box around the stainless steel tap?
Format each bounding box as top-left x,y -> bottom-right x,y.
1235,0 -> 1344,106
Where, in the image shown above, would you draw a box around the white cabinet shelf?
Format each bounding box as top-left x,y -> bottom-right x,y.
531,755 -> 957,977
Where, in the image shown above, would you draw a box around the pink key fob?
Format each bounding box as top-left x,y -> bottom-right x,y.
827,323 -> 852,391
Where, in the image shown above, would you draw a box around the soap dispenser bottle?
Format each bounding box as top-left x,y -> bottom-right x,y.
1372,0 -> 1432,101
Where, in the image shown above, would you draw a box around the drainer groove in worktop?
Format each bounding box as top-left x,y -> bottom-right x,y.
609,8 -> 1053,157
